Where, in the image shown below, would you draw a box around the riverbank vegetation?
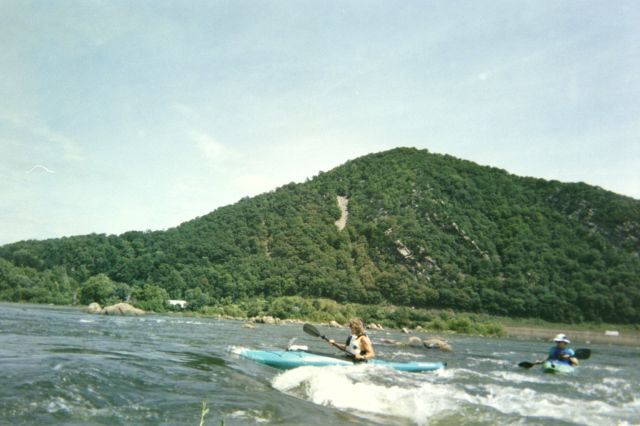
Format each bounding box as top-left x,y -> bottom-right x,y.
1,148 -> 639,325
197,296 -> 506,337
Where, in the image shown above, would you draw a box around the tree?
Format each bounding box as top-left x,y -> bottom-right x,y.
80,274 -> 116,305
132,283 -> 169,312
185,287 -> 210,311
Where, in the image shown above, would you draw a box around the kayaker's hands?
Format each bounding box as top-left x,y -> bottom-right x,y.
328,339 -> 335,346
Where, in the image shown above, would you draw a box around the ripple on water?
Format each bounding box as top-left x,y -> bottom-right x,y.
3,304 -> 639,426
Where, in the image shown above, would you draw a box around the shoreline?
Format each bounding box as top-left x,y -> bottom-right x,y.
174,309 -> 640,347
503,326 -> 640,347
3,301 -> 639,347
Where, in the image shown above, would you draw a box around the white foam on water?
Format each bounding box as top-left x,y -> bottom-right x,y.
78,319 -> 94,323
580,377 -> 635,402
228,409 -> 270,423
491,351 -> 518,358
470,383 -> 638,426
271,364 -> 639,425
167,319 -> 205,325
47,397 -> 71,413
489,370 -> 548,384
431,367 -> 459,380
228,345 -> 247,355
598,365 -> 624,373
444,367 -> 495,380
387,350 -> 425,359
465,356 -> 513,368
272,365 -> 465,424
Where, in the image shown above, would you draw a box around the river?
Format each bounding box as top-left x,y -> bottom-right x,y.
1,303 -> 638,425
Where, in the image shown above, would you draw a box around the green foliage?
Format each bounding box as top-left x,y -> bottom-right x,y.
195,296 -> 506,336
1,148 -> 639,324
185,287 -> 211,311
0,258 -> 78,304
80,274 -> 116,305
79,274 -> 131,306
131,284 -> 169,312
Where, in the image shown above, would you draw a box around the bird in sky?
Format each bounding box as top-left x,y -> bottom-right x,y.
26,165 -> 56,174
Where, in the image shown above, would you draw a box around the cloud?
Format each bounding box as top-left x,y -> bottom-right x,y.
190,130 -> 226,163
0,112 -> 84,163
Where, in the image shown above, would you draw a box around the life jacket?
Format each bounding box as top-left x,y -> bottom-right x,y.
548,347 -> 574,364
345,334 -> 367,356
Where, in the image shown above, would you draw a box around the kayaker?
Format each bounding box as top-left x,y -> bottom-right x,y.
541,333 -> 579,366
328,318 -> 375,361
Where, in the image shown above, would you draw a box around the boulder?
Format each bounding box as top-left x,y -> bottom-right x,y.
408,336 -> 423,347
423,337 -> 453,352
329,320 -> 343,328
401,327 -> 410,334
252,315 -> 278,324
84,302 -> 102,314
101,303 -> 144,316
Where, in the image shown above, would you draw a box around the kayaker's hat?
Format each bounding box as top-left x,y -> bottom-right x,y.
553,333 -> 570,343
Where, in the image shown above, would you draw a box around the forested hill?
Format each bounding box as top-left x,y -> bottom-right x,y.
2,147 -> 639,323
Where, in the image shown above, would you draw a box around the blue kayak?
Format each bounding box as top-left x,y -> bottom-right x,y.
542,360 -> 575,374
233,348 -> 446,372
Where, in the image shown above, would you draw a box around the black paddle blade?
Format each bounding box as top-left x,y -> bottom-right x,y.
518,361 -> 535,369
303,323 -> 321,338
575,348 -> 591,360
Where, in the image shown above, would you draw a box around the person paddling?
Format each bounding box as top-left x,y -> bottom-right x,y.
540,333 -> 579,366
328,318 -> 375,361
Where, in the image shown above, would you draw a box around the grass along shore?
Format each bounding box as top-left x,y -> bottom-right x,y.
496,316 -> 640,346
195,297 -> 506,337
187,297 -> 640,346
503,326 -> 640,346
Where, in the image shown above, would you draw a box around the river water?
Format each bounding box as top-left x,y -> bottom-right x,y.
1,303 -> 638,425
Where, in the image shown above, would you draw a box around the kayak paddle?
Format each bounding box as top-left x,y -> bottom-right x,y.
518,348 -> 591,369
303,323 -> 350,355
518,361 -> 542,369
575,348 -> 591,359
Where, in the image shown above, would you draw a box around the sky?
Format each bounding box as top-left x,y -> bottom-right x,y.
1,0 -> 639,245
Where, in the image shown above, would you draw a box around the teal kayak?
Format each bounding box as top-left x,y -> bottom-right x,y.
233,348 -> 446,372
542,360 -> 575,374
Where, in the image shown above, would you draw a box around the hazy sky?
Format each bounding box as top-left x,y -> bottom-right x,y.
1,1 -> 639,245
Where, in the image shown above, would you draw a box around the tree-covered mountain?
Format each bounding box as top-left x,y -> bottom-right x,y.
1,147 -> 639,323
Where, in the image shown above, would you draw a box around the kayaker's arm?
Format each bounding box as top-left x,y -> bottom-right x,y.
567,350 -> 579,365
541,347 -> 579,365
357,335 -> 375,361
328,339 -> 346,351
